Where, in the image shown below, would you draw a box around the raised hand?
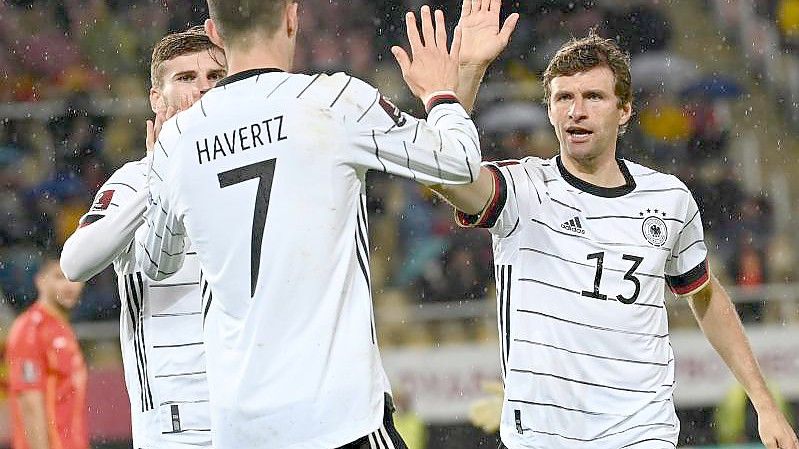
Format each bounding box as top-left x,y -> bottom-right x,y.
391,5 -> 461,102
145,94 -> 197,155
458,0 -> 519,68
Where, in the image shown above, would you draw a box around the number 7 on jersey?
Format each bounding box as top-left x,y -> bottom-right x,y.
217,158 -> 277,297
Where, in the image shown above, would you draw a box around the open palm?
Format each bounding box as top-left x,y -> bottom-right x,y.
458,0 -> 519,68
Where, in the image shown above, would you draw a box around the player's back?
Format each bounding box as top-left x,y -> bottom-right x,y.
148,67 -> 479,447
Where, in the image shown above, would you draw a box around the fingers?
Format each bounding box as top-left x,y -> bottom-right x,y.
420,5 -> 435,48
146,120 -> 155,155
499,12 -> 520,44
450,25 -> 462,58
490,0 -> 501,12
473,0 -> 482,12
405,12 -> 422,55
391,46 -> 411,74
461,0 -> 470,18
434,9 -> 447,51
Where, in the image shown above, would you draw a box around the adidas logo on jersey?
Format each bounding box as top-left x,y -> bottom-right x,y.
561,217 -> 585,234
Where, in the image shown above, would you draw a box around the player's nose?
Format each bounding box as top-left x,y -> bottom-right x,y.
568,99 -> 587,120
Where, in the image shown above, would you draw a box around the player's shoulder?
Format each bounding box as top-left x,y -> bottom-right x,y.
294,71 -> 378,111
488,156 -> 553,179
7,306 -> 46,345
100,159 -> 147,191
624,159 -> 691,194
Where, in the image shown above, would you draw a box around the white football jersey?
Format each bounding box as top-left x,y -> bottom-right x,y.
80,160 -> 212,448
457,156 -> 708,449
140,69 -> 481,448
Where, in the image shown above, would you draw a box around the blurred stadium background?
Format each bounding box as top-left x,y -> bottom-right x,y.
1,0 -> 799,447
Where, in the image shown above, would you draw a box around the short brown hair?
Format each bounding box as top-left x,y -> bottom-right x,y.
543,31 -> 632,109
207,0 -> 292,45
150,26 -> 222,88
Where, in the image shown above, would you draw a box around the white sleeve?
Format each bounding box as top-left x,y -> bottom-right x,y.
61,190 -> 147,281
60,165 -> 147,281
339,78 -> 480,185
139,121 -> 187,281
665,191 -> 709,296
455,161 -> 523,239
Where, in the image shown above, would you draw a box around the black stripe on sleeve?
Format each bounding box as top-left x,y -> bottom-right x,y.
666,259 -> 709,295
459,141 -> 474,183
330,76 -> 353,107
521,166 -> 542,204
296,73 -> 321,98
103,182 -> 138,192
266,75 -> 292,98
402,142 -> 416,180
174,116 -> 182,135
357,92 -> 380,122
203,291 -> 213,324
79,214 -> 105,227
158,140 -> 169,159
370,131 -> 388,172
199,97 -> 207,117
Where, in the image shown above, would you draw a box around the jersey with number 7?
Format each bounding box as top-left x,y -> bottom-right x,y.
139,69 -> 481,448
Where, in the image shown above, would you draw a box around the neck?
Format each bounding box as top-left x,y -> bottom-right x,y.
39,298 -> 69,321
225,39 -> 292,75
559,149 -> 625,188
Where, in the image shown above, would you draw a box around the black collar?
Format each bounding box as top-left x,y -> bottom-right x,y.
556,155 -> 636,198
215,68 -> 285,88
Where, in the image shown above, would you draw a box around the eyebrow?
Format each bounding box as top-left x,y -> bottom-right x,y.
172,70 -> 197,79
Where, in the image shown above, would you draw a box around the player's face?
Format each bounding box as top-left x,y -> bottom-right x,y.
547,65 -> 631,163
35,261 -> 84,311
150,48 -> 227,111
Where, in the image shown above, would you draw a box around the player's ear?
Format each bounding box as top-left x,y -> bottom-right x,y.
286,1 -> 299,39
149,87 -> 162,114
618,101 -> 632,127
205,18 -> 224,48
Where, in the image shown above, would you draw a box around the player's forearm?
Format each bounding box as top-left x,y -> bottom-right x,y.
424,99 -> 482,181
689,276 -> 776,411
456,64 -> 488,114
139,197 -> 186,281
19,391 -> 51,449
61,190 -> 148,281
431,165 -> 494,215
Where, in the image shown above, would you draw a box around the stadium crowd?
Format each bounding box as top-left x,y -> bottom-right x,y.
0,0 -> 787,327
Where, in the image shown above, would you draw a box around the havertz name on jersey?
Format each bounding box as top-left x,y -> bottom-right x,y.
195,114 -> 287,165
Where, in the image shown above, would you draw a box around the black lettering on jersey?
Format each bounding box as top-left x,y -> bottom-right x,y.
275,115 -> 287,141
213,135 -> 227,159
91,190 -> 114,211
379,96 -> 406,127
196,115 -> 289,165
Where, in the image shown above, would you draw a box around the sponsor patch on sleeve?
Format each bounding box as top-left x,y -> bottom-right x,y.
91,190 -> 115,211
378,95 -> 407,127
